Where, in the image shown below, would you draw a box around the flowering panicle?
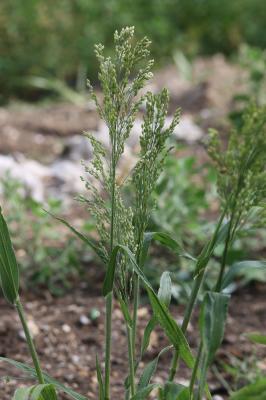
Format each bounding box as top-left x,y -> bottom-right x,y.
132,90 -> 181,257
81,27 -> 154,296
208,103 -> 266,234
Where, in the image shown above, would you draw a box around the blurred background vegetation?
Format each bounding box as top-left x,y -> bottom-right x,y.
1,0 -> 266,102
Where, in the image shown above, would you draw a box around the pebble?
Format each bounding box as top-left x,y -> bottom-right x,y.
79,315 -> 90,326
62,324 -> 71,333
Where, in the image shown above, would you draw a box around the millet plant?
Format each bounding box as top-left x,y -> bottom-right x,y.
0,27 -> 266,400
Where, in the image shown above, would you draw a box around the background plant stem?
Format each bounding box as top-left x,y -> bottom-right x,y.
168,208 -> 227,382
15,298 -> 44,384
126,325 -> 136,397
104,139 -> 116,400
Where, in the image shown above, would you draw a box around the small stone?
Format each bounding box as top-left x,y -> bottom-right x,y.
62,324 -> 71,333
79,315 -> 90,326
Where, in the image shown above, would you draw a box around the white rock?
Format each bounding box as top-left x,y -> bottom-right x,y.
64,135 -> 92,161
165,115 -> 204,142
0,154 -> 49,202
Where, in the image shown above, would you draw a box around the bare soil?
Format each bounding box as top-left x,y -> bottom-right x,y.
0,282 -> 265,399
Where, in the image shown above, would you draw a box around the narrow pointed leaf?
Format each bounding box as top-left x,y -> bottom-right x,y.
163,382 -> 190,400
230,378 -> 266,399
130,384 -> 160,399
222,260 -> 266,290
193,211 -> 228,278
0,358 -> 87,400
197,292 -> 229,397
103,245 -> 194,369
96,355 -> 104,400
0,207 -> 19,304
45,210 -> 105,262
138,346 -> 172,390
246,332 -> 266,345
141,232 -> 195,268
141,317 -> 157,357
141,272 -> 172,357
118,296 -> 132,328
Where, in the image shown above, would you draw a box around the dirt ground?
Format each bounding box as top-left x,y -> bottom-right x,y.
0,281 -> 266,400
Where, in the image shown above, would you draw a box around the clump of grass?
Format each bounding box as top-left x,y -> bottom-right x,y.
0,27 -> 265,400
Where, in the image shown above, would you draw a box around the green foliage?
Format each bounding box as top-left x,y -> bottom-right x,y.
12,384 -> 57,400
0,207 -> 19,304
1,0 -> 266,100
230,378 -> 266,400
195,292 -> 229,398
151,155 -> 213,244
247,332 -> 266,346
208,105 -> 266,271
0,176 -> 85,294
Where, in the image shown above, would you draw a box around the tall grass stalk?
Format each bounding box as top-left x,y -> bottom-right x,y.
15,298 -> 45,385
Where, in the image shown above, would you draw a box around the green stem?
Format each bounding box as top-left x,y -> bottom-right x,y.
104,292 -> 113,400
215,203 -> 237,292
189,341 -> 203,399
15,298 -> 44,384
126,325 -> 136,397
169,271 -> 204,381
168,207 -> 227,382
131,274 -> 139,360
104,138 -> 116,399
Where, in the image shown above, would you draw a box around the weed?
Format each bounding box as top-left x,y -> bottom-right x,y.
0,28 -> 265,400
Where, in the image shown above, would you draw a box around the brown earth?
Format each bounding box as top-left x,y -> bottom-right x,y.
0,282 -> 266,399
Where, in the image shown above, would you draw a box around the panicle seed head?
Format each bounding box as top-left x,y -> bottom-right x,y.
208,103 -> 266,230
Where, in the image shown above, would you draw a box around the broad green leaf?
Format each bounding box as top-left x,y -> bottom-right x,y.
141,232 -> 195,268
96,355 -> 104,400
0,358 -> 87,400
138,346 -> 171,390
197,292 -> 229,398
222,260 -> 266,289
0,207 -> 19,304
246,332 -> 266,345
230,378 -> 266,399
13,384 -> 57,400
163,382 -> 190,400
45,210 -> 105,262
103,245 -> 194,369
130,384 -> 160,399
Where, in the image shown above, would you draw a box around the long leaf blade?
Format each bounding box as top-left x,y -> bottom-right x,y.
222,260 -> 266,289
12,384 -> 57,400
138,346 -> 172,390
141,232 -> 195,268
230,378 -> 266,399
103,245 -> 194,369
0,207 -> 19,304
0,358 -> 87,400
197,292 -> 230,397
45,210 -> 105,262
246,332 -> 266,345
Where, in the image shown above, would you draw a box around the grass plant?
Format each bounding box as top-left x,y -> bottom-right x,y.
0,27 -> 265,400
